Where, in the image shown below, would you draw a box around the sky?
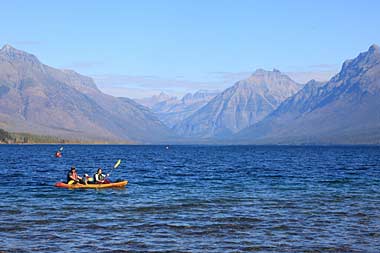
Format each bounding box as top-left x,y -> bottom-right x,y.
1,0 -> 380,98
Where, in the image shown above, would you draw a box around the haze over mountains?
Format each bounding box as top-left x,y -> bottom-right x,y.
135,92 -> 176,109
0,44 -> 173,143
235,44 -> 380,144
0,44 -> 379,144
173,69 -> 303,138
136,90 -> 219,128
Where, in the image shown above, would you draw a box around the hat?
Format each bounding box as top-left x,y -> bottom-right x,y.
71,166 -> 76,170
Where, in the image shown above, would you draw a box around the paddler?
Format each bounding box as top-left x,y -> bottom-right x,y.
55,147 -> 63,158
93,168 -> 111,184
55,151 -> 62,158
67,166 -> 85,184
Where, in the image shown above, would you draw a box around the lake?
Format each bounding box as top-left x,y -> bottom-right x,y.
0,145 -> 380,252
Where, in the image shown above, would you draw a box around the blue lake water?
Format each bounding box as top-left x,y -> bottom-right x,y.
0,145 -> 380,252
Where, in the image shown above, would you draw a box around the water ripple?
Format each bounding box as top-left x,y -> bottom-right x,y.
0,145 -> 380,252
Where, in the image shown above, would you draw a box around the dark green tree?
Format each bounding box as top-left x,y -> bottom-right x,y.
0,129 -> 12,143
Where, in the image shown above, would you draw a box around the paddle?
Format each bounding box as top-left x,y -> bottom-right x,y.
107,159 -> 121,177
55,147 -> 63,157
93,159 -> 121,184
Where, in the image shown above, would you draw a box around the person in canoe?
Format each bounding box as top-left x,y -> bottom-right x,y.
83,173 -> 94,184
93,168 -> 111,184
55,147 -> 63,158
67,166 -> 86,185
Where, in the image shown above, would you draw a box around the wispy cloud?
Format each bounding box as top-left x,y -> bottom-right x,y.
308,63 -> 340,70
92,64 -> 340,99
93,74 -> 211,89
92,74 -> 219,98
64,61 -> 104,70
207,71 -> 252,84
208,68 -> 340,85
99,86 -> 185,99
286,70 -> 338,84
286,63 -> 340,83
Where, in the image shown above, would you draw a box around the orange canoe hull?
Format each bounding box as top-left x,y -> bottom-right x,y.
55,181 -> 128,189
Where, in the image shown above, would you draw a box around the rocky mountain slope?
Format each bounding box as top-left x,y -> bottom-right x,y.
135,92 -> 176,109
235,44 -> 380,144
174,69 -> 303,138
0,44 -> 174,143
136,90 -> 219,128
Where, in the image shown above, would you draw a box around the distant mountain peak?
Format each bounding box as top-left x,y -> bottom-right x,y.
369,44 -> 380,53
306,79 -> 321,86
362,44 -> 380,59
156,91 -> 172,99
235,44 -> 380,144
174,68 -> 302,138
195,89 -> 219,94
252,68 -> 282,76
337,43 -> 380,80
1,44 -> 27,55
0,44 -> 40,64
241,68 -> 299,90
1,44 -> 15,51
181,89 -> 220,103
0,45 -> 173,143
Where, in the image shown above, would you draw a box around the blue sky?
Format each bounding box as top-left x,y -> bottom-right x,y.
1,0 -> 380,98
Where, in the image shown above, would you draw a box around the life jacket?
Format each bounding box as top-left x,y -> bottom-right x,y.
67,171 -> 78,183
93,173 -> 105,183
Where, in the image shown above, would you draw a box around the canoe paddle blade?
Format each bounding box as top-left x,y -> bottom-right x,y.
114,159 -> 121,169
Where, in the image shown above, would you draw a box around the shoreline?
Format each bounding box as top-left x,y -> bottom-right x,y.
1,142 -> 380,147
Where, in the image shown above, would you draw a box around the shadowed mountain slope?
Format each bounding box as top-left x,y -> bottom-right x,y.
0,45 -> 174,143
235,44 -> 380,144
174,69 -> 303,138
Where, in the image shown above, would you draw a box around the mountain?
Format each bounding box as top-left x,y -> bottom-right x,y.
173,69 -> 303,138
0,44 -> 174,143
135,90 -> 219,128
235,44 -> 380,144
135,92 -> 177,108
154,90 -> 220,128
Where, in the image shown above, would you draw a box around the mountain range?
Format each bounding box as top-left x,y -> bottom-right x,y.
136,90 -> 219,128
135,92 -> 177,109
0,44 -> 173,143
235,44 -> 380,144
173,69 -> 303,138
0,44 -> 379,144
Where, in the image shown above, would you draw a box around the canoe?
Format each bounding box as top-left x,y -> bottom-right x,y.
55,181 -> 128,189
